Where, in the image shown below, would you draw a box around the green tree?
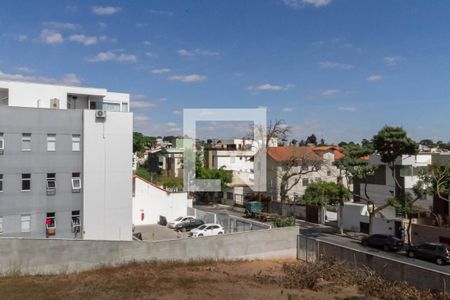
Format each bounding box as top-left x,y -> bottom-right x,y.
302,182 -> 349,206
133,132 -> 146,153
372,126 -> 418,215
305,134 -> 317,145
136,167 -> 153,182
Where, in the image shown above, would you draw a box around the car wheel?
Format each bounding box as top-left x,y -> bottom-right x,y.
218,232 -> 223,235
383,244 -> 390,251
407,251 -> 414,258
198,234 -> 203,237
362,240 -> 368,246
436,257 -> 444,265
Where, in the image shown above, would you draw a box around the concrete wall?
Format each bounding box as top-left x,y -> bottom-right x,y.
0,106 -> 83,238
82,110 -> 133,241
132,176 -> 188,225
0,226 -> 298,275
298,235 -> 450,292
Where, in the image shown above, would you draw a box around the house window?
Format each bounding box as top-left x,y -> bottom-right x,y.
0,216 -> 3,234
122,102 -> 129,112
72,172 -> 81,192
327,170 -> 331,176
47,134 -> 56,151
227,192 -> 234,200
21,214 -> 31,233
46,173 -> 56,195
21,174 -> 31,191
21,133 -> 31,151
46,212 -> 56,228
0,174 -> 3,192
72,134 -> 80,151
302,178 -> 309,187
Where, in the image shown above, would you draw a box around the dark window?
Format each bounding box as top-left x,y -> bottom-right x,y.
21,174 -> 31,191
0,174 -> 3,192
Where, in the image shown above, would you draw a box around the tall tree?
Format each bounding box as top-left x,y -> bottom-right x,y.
265,119 -> 290,147
133,132 -> 146,153
305,134 -> 317,145
372,126 -> 418,215
302,181 -> 349,206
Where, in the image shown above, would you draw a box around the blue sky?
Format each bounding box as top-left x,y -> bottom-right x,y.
0,0 -> 449,143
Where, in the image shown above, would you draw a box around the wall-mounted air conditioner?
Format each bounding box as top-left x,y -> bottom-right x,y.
95,110 -> 107,119
50,98 -> 60,109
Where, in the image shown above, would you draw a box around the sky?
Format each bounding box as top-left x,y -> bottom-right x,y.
0,0 -> 450,143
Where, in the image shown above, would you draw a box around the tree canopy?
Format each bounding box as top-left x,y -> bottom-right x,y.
372,126 -> 418,165
302,181 -> 349,206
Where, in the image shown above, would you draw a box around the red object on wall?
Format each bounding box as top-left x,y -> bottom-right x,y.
45,218 -> 51,225
141,212 -> 145,221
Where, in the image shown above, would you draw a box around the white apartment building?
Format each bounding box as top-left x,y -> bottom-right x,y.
0,80 -> 132,241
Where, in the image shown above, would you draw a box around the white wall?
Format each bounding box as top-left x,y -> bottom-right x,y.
82,110 -> 133,241
132,177 -> 189,225
341,202 -> 398,234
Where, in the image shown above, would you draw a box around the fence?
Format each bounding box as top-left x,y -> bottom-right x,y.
297,234 -> 450,292
188,207 -> 271,233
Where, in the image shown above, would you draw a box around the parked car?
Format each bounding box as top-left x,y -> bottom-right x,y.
175,218 -> 205,232
190,224 -> 225,238
361,234 -> 404,251
167,216 -> 195,229
407,242 -> 450,265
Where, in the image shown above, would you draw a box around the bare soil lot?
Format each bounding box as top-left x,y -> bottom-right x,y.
0,258 -> 446,300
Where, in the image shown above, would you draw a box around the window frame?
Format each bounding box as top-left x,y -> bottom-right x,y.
72,134 -> 81,152
47,134 -> 56,152
46,173 -> 56,195
71,172 -> 81,192
0,174 -> 3,192
21,173 -> 31,191
21,133 -> 31,152
0,216 -> 3,234
0,132 -> 4,150
20,214 -> 31,233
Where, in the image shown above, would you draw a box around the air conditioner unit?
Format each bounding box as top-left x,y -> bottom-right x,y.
50,98 -> 60,109
95,110 -> 107,119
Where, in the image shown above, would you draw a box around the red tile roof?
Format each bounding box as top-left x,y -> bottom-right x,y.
267,147 -> 322,162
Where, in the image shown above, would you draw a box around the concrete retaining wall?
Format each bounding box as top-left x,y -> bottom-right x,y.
297,235 -> 450,292
0,226 -> 298,275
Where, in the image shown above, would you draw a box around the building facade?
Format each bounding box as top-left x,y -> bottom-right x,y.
0,80 -> 132,240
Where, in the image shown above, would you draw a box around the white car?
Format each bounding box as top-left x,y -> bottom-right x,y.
190,224 -> 225,238
167,216 -> 195,229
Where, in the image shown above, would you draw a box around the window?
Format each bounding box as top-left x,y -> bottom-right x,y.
0,132 -> 4,153
0,216 -> 2,234
47,134 -> 56,151
21,174 -> 31,191
46,212 -> 56,228
227,192 -> 234,200
122,102 -> 129,112
327,170 -> 332,176
72,134 -> 80,151
21,133 -> 31,151
302,178 -> 309,187
21,215 -> 31,233
0,174 -> 3,192
46,173 -> 56,195
72,172 -> 81,192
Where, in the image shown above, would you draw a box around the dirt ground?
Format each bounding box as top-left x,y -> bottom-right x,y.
0,259 -> 366,300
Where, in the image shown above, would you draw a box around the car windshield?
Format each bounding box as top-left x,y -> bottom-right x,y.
175,217 -> 183,221
197,225 -> 207,230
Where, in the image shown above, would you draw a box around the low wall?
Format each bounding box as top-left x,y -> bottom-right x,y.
297,235 -> 450,292
0,226 -> 298,275
411,223 -> 450,245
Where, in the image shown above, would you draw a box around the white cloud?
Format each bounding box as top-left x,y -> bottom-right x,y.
384,56 -> 405,66
177,48 -> 219,57
338,106 -> 357,112
15,34 -> 28,42
283,0 -> 331,9
69,34 -> 97,46
177,49 -> 195,57
133,114 -> 150,129
40,29 -> 64,44
166,122 -> 177,127
88,51 -> 137,63
145,52 -> 158,58
321,89 -> 339,96
282,107 -> 293,112
143,41 -> 152,46
98,22 -> 107,29
91,6 -> 121,16
130,95 -> 156,109
172,110 -> 181,115
367,74 -> 383,82
0,70 -> 81,86
248,83 -> 294,92
151,68 -> 171,74
319,61 -> 354,70
168,74 -> 206,82
17,67 -> 34,73
42,21 -> 79,30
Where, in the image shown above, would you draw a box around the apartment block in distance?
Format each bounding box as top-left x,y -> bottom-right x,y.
0,80 -> 133,241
